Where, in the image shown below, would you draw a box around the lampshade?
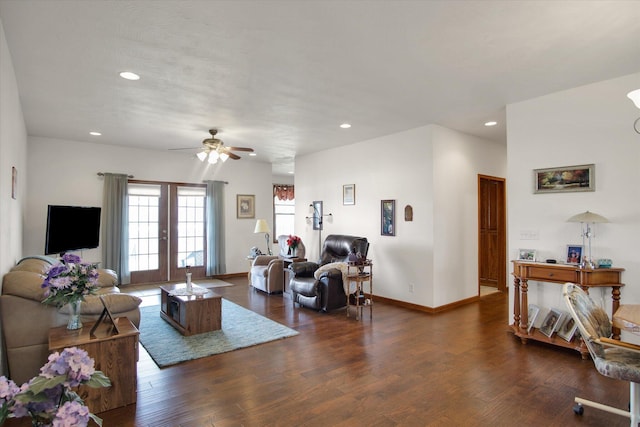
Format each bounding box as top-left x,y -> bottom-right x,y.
254,219 -> 270,234
628,89 -> 640,109
567,210 -> 609,223
196,151 -> 207,161
220,152 -> 229,162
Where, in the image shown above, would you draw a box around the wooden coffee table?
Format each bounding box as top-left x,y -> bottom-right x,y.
160,283 -> 222,336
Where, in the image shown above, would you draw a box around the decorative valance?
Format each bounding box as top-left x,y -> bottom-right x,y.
273,184 -> 294,201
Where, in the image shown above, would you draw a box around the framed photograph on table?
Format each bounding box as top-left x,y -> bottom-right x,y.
343,184 -> 355,205
381,200 -> 395,236
518,249 -> 536,262
566,245 -> 583,265
527,304 -> 540,334
236,194 -> 255,219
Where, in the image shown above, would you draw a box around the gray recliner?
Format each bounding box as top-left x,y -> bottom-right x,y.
250,255 -> 284,294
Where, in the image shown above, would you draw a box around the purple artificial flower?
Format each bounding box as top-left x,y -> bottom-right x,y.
61,253 -> 81,264
40,348 -> 95,388
52,401 -> 90,427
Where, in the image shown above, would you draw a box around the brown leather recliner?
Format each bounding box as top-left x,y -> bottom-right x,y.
289,235 -> 369,312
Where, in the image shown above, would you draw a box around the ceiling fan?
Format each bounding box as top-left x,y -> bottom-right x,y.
172,129 -> 254,164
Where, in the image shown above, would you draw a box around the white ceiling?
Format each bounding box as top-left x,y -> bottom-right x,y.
1,1 -> 639,177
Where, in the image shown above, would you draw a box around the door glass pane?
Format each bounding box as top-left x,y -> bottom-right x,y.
176,186 -> 206,268
128,184 -> 162,272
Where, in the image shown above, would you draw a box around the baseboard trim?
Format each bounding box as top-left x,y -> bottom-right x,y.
213,272 -> 247,280
372,294 -> 480,314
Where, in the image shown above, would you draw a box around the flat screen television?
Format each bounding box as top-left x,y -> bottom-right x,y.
44,205 -> 101,255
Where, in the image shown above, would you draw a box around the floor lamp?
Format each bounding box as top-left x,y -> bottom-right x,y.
254,219 -> 272,255
567,210 -> 609,269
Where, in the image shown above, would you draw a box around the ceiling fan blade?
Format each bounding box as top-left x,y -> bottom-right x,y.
220,148 -> 241,160
168,146 -> 201,151
226,146 -> 254,152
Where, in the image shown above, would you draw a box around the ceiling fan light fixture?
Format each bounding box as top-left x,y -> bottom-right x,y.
627,89 -> 640,109
220,152 -> 229,162
196,151 -> 208,161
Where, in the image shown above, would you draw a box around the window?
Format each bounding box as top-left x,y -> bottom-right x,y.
128,184 -> 161,272
273,196 -> 295,240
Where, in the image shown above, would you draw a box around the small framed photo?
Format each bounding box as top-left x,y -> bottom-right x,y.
534,164 -> 595,194
539,308 -> 564,338
381,200 -> 395,236
236,194 -> 255,219
557,313 -> 578,342
527,304 -> 540,334
343,184 -> 355,205
518,249 -> 536,262
566,245 -> 583,265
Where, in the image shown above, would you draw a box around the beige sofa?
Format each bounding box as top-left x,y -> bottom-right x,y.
1,257 -> 142,384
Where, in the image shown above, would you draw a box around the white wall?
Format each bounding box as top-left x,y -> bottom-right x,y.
26,137 -> 274,274
295,124 -> 506,308
0,19 -> 28,376
507,72 -> 640,329
0,19 -> 27,275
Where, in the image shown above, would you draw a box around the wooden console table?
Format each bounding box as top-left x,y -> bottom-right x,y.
49,317 -> 139,413
511,260 -> 624,357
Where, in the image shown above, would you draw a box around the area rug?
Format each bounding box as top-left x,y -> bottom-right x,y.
138,300 -> 298,367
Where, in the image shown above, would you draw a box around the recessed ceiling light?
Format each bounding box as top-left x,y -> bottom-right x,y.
89,131 -> 102,136
249,152 -> 257,156
119,71 -> 140,81
288,171 -> 294,174
340,123 -> 351,129
484,121 -> 497,127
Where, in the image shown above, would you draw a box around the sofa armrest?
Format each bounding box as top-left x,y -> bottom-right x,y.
290,261 -> 319,278
253,255 -> 279,267
58,293 -> 142,316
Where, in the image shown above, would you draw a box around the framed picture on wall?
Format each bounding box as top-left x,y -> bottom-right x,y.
312,200 -> 323,230
381,200 -> 395,236
534,164 -> 595,194
343,184 -> 355,205
236,194 -> 255,219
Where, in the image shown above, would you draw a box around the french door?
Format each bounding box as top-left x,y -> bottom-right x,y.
128,181 -> 207,284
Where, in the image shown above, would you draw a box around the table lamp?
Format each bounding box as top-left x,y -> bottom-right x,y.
254,219 -> 272,255
567,210 -> 609,269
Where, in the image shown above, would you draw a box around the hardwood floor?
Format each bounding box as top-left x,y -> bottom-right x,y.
11,278 -> 630,426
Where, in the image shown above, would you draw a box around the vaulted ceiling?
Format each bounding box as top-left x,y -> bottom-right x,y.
1,1 -> 639,176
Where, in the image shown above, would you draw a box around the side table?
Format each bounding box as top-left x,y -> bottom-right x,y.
48,317 -> 139,413
346,260 -> 373,320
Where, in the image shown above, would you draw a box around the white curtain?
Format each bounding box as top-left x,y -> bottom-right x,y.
205,180 -> 226,276
101,173 -> 130,284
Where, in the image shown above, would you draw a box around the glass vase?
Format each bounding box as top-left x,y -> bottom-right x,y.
67,299 -> 83,330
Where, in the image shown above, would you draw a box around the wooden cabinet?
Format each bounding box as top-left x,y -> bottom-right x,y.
160,284 -> 221,336
49,317 -> 139,413
511,260 -> 624,358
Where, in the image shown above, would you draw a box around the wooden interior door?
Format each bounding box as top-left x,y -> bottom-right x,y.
478,175 -> 506,292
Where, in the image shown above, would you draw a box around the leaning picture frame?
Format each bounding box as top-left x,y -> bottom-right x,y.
539,308 -> 564,338
557,312 -> 578,342
518,249 -> 536,262
236,194 -> 255,219
381,200 -> 395,236
527,304 -> 540,334
566,244 -> 583,265
534,164 -> 595,194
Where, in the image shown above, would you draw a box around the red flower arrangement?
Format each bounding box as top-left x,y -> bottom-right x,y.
286,235 -> 301,250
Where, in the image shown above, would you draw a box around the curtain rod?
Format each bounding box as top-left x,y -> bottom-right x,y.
97,172 -> 134,178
